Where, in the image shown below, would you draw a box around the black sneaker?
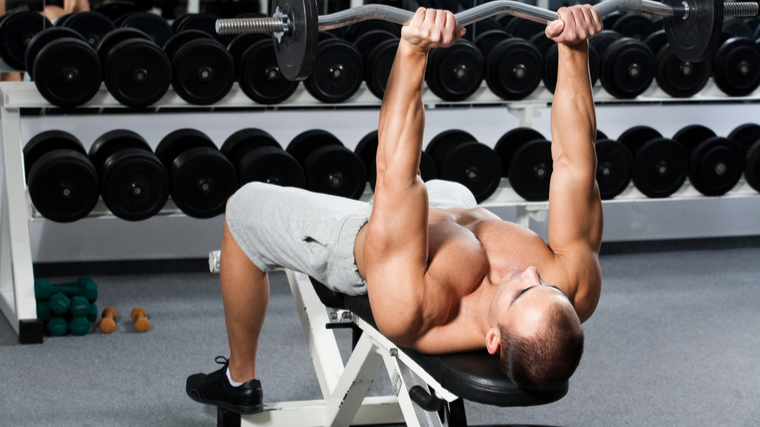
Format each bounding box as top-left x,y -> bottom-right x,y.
186,356 -> 264,414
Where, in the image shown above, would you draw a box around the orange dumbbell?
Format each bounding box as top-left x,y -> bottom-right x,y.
131,307 -> 150,332
100,307 -> 117,334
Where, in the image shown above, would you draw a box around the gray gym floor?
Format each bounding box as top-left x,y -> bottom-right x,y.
1,237 -> 759,427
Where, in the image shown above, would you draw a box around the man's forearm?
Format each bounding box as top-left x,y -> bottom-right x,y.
375,41 -> 428,188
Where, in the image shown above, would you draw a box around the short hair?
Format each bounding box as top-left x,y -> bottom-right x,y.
497,304 -> 584,391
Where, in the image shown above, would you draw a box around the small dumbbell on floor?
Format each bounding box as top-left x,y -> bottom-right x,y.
35,277 -> 98,303
101,307 -> 117,334
132,307 -> 150,332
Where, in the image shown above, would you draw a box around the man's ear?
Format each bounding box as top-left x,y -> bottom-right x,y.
485,327 -> 500,355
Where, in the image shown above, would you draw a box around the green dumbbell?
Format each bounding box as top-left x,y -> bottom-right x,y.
46,316 -> 68,336
49,292 -> 71,315
69,295 -> 91,318
69,317 -> 91,336
87,302 -> 98,323
34,277 -> 98,302
37,300 -> 50,321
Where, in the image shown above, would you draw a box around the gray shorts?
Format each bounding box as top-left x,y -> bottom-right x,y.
225,180 -> 477,296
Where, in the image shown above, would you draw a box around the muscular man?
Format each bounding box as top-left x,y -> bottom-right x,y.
187,5 -> 603,414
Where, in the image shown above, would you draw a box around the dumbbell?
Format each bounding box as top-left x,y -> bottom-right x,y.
36,293 -> 73,320
57,11 -> 115,48
0,11 -> 50,70
24,27 -> 102,107
162,30 -> 235,105
610,14 -> 657,40
617,126 -> 689,198
228,34 -> 298,104
221,128 -> 306,188
155,129 -> 239,218
472,30 -> 542,101
426,39 -> 484,102
23,131 -> 100,222
89,130 -> 170,221
286,130 -> 367,199
503,17 -> 545,40
94,28 -> 172,107
352,30 -> 399,100
304,38 -> 364,103
132,307 -> 150,332
711,36 -> 760,97
354,130 -> 437,191
529,32 -> 600,94
345,20 -> 400,43
44,310 -> 95,336
425,130 -> 502,203
494,128 -> 553,201
100,307 -> 117,334
644,30 -> 710,98
672,125 -> 744,196
728,123 -> 760,193
118,12 -> 174,48
35,277 -> 98,302
595,137 -> 634,200
723,18 -> 754,39
589,30 -> 655,99
173,12 -> 230,45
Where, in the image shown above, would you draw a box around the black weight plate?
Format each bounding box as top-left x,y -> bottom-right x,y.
219,128 -> 282,165
113,12 -> 137,28
528,32 -> 552,55
601,38 -> 655,99
318,32 -> 337,42
274,0 -> 319,81
25,27 -> 84,78
597,130 -> 608,141
420,151 -> 437,183
100,148 -> 169,221
744,17 -> 760,34
602,14 -> 623,30
595,139 -> 634,200
439,141 -> 502,203
425,129 -> 478,173
95,27 -> 150,63
304,38 -> 363,103
672,124 -> 716,152
427,39 -> 484,102
55,13 -> 75,27
155,129 -> 216,170
89,129 -> 152,173
287,129 -> 343,165
170,147 -> 238,218
508,140 -> 553,201
228,33 -> 270,68
303,145 -> 366,199
122,12 -> 174,48
617,125 -> 663,157
105,39 -> 172,107
504,18 -> 546,40
612,14 -> 656,40
0,12 -> 51,70
27,149 -> 100,223
662,0 -> 722,63
353,30 -> 396,60
655,44 -> 711,97
24,130 -> 86,179
486,38 -> 542,100
176,13 -> 228,44
354,130 -> 378,176
494,127 -> 546,177
237,146 -> 306,188
728,123 -> 760,151
541,43 -> 559,93
62,11 -> 115,48
221,128 -> 280,162
345,20 -> 399,42
465,18 -> 503,42
496,15 -> 514,31
644,30 -> 668,57
239,39 -> 299,104
171,14 -> 193,33
163,29 -> 212,58
722,18 -> 753,39
33,38 -> 102,108
589,44 -> 600,88
712,37 -> 760,97
746,140 -> 760,192
632,137 -> 689,198
172,39 -> 235,105
589,30 -> 623,57
365,39 -> 398,100
689,136 -> 744,196
475,30 -> 511,59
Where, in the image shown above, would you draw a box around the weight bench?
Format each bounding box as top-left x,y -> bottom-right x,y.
215,270 -> 568,427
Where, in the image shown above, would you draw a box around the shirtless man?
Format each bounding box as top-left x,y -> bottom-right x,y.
187,4 -> 603,413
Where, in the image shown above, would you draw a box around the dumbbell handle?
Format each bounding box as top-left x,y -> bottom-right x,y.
216,0 -> 759,36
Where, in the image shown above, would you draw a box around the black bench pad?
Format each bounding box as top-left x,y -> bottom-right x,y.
309,278 -> 568,407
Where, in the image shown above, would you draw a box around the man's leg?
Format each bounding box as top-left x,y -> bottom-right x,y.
220,219 -> 269,383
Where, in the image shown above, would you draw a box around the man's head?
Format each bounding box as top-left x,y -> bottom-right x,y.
485,267 -> 584,391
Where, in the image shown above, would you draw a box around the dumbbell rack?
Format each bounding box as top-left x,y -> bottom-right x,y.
2,77 -> 760,339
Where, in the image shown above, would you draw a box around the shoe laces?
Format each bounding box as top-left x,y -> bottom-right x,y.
215,356 -> 230,369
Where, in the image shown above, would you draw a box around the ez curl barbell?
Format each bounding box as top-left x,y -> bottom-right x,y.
214,0 -> 760,81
